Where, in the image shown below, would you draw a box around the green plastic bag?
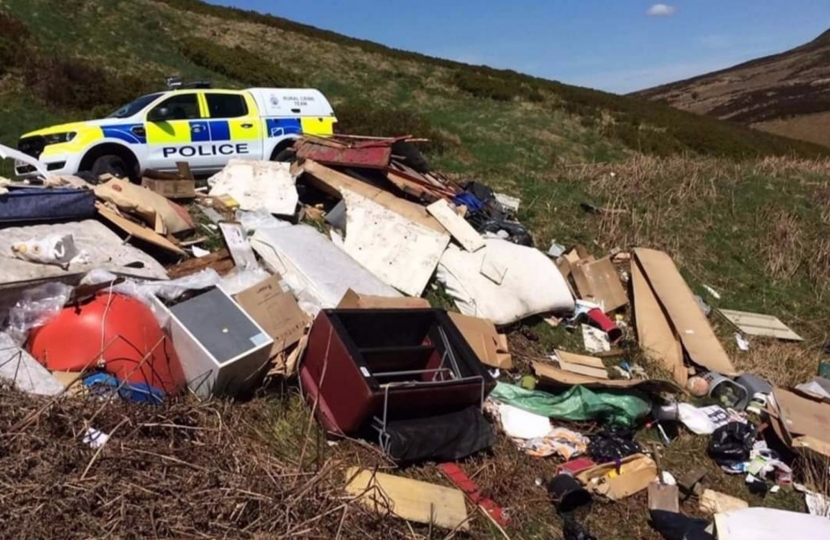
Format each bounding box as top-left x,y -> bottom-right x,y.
489,383 -> 651,428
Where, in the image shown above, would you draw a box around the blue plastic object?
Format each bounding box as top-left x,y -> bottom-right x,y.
82,373 -> 166,404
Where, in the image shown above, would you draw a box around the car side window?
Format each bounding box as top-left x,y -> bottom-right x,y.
205,93 -> 248,119
149,94 -> 201,121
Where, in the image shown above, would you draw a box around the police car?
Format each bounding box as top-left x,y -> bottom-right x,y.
15,84 -> 337,180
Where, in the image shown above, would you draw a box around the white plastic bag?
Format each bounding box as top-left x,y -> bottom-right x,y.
7,282 -> 73,344
11,234 -> 89,268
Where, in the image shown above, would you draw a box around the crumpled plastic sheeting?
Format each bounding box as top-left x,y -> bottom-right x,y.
80,268 -> 222,327
6,281 -> 73,344
490,382 -> 651,428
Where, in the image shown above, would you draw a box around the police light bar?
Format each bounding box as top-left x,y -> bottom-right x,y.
166,76 -> 183,89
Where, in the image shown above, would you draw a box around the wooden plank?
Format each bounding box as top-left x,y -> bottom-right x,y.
718,309 -> 803,341
302,160 -> 445,233
345,467 -> 468,531
427,199 -> 485,252
96,203 -> 185,256
570,257 -> 627,312
176,161 -> 194,180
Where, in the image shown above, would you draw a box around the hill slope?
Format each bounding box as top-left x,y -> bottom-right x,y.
0,0 -> 828,167
636,29 -> 830,147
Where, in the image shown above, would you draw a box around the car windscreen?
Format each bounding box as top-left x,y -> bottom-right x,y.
107,93 -> 163,119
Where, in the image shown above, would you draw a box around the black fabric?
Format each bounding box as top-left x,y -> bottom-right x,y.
384,406 -> 495,463
708,422 -> 756,467
563,518 -> 598,540
649,510 -> 714,540
0,188 -> 95,223
588,429 -> 642,463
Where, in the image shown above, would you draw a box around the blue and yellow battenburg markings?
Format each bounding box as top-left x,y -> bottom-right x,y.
101,124 -> 146,144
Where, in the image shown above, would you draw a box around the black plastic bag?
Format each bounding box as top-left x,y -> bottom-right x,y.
384,406 -> 496,463
707,422 -> 756,466
649,510 -> 714,540
588,429 -> 642,463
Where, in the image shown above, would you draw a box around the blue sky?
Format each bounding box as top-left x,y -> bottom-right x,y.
209,1 -> 830,94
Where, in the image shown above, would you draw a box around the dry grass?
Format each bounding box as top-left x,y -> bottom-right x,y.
729,339 -> 822,387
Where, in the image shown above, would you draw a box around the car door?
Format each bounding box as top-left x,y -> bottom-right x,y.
144,91 -> 214,171
202,91 -> 263,168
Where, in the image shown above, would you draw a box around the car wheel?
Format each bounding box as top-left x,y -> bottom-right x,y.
91,154 -> 129,179
272,148 -> 297,163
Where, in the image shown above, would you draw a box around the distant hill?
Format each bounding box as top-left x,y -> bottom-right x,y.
0,0 -> 827,166
636,29 -> 830,147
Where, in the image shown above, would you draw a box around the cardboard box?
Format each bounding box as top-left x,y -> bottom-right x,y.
233,274 -> 308,356
337,288 -> 430,309
141,177 -> 196,199
449,312 -> 512,369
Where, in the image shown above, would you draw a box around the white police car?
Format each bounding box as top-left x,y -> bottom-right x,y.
16,85 -> 337,180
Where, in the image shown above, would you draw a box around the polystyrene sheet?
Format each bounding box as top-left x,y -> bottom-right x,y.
437,239 -> 574,325
251,224 -> 401,313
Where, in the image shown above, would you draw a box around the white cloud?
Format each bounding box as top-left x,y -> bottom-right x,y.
646,4 -> 676,17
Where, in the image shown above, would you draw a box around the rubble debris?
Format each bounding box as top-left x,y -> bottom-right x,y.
96,202 -> 186,256
718,308 -> 803,341
302,160 -> 450,297
208,159 -> 299,216
251,223 -> 401,312
167,248 -> 235,279
345,467 -> 469,531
